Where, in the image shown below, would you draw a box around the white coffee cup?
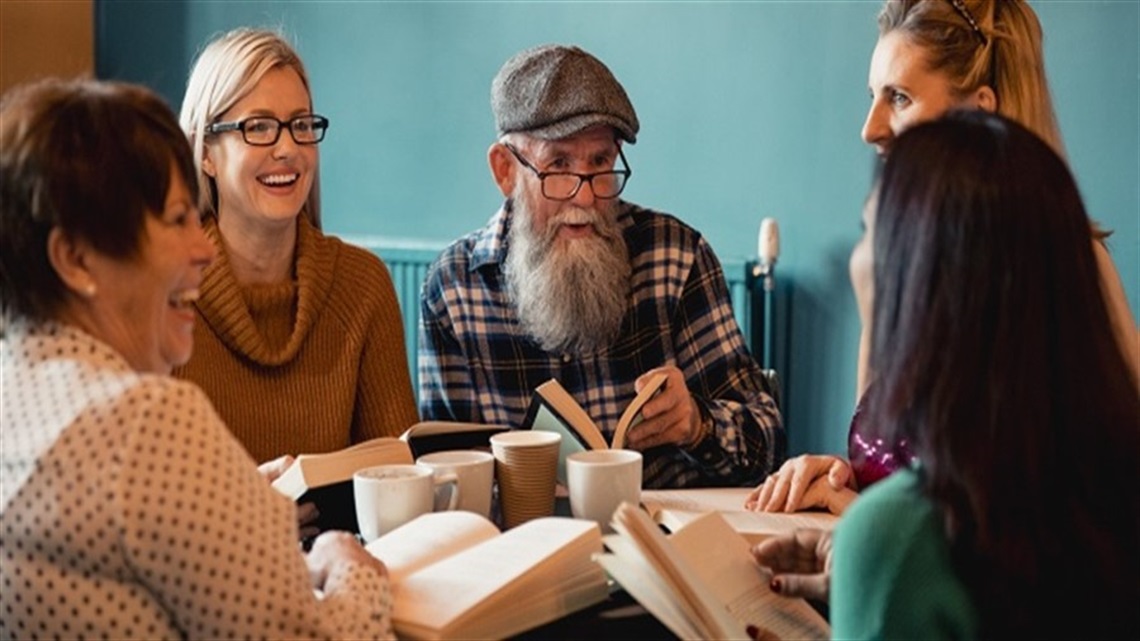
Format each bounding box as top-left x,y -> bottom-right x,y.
353,464 -> 459,543
416,450 -> 495,518
566,449 -> 643,533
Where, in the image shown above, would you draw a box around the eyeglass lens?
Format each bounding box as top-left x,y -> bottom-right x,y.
243,116 -> 327,145
542,172 -> 626,200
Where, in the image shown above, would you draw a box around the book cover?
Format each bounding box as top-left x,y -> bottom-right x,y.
270,437 -> 413,538
399,421 -> 509,458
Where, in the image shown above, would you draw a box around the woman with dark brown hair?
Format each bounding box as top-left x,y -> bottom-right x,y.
830,110 -> 1139,639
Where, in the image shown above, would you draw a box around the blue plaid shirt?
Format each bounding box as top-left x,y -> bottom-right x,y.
418,201 -> 785,488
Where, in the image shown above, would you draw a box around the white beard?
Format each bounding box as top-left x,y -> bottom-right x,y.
503,194 -> 631,354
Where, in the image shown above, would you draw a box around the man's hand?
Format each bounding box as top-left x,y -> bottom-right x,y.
751,528 -> 833,603
625,366 -> 703,450
745,454 -> 856,514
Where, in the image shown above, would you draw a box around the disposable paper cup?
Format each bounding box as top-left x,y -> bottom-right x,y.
490,431 -> 561,528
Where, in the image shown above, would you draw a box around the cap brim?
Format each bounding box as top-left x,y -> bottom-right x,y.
522,113 -> 637,144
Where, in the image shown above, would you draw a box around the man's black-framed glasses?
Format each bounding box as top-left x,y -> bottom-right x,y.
504,143 -> 631,201
207,114 -> 329,146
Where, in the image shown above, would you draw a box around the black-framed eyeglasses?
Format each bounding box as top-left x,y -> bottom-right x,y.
504,143 -> 631,201
206,114 -> 329,146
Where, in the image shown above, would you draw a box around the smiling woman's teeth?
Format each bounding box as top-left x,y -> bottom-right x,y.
169,289 -> 200,309
260,173 -> 299,186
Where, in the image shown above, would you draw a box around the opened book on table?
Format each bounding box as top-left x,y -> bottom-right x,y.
598,502 -> 830,640
365,511 -> 608,640
270,437 -> 413,535
640,487 -> 838,545
399,421 -> 509,458
522,372 -> 667,483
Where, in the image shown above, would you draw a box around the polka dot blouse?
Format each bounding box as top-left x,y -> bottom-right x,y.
1,320 -> 394,640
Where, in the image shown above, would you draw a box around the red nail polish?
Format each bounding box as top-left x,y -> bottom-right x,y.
746,624 -> 759,638
770,578 -> 782,593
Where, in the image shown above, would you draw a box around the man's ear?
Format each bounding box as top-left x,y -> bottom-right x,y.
488,142 -> 515,198
973,84 -> 997,113
46,227 -> 98,297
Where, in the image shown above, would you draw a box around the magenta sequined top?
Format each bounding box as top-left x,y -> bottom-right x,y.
847,387 -> 915,490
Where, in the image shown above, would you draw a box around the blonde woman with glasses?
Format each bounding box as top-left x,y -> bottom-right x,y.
176,28 -> 418,537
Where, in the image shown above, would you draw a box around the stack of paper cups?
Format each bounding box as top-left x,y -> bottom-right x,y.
490,431 -> 562,529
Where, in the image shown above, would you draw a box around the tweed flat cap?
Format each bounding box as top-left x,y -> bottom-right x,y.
491,44 -> 639,143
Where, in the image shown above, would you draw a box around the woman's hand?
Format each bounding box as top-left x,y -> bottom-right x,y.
257,455 -> 294,484
306,531 -> 388,592
751,529 -> 833,603
257,455 -> 320,539
745,454 -> 856,514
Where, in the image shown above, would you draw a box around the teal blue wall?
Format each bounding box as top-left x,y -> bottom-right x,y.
97,0 -> 1139,458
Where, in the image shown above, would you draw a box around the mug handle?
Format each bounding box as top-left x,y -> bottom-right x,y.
431,471 -> 461,511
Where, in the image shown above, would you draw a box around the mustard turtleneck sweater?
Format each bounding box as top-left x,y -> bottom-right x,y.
173,216 -> 419,464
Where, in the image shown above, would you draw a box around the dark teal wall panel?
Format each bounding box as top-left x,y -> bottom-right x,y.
96,0 -> 1139,460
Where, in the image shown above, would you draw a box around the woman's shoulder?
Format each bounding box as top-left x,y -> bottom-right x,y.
832,468 -> 977,639
119,374 -> 225,425
836,469 -> 934,557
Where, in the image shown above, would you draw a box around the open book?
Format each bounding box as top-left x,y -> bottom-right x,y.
399,420 -> 509,458
270,437 -> 413,535
641,487 -> 838,545
598,503 -> 830,640
365,511 -> 608,640
522,372 -> 667,483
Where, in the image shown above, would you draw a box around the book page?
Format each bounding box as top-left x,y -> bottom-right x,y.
392,517 -> 605,639
597,534 -> 703,640
610,503 -> 747,639
531,379 -> 607,449
399,421 -> 508,457
641,488 -> 838,544
668,511 -> 830,640
641,487 -> 755,513
400,421 -> 507,438
271,438 -> 412,499
526,392 -> 594,485
365,511 -> 500,585
612,371 -> 668,449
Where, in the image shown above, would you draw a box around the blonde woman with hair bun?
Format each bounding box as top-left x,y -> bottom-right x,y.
749,0 -> 1138,513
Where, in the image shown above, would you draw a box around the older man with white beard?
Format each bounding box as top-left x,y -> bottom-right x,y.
418,44 -> 785,488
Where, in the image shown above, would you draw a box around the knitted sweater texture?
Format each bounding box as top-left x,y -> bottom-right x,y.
173,217 -> 419,463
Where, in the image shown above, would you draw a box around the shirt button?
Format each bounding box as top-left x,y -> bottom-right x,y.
561,353 -> 572,363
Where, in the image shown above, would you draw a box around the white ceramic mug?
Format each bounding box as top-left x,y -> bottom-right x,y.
416,450 -> 495,518
566,449 -> 642,533
353,464 -> 459,542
